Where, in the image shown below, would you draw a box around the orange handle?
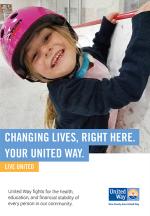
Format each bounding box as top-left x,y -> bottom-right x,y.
115,11 -> 137,20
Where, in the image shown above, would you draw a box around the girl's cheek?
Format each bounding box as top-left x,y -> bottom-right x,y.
33,60 -> 40,67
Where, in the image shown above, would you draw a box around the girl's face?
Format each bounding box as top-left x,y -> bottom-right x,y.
25,27 -> 77,79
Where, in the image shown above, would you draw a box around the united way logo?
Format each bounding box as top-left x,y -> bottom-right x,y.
109,188 -> 139,201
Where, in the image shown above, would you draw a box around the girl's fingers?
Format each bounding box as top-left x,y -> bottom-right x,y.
112,18 -> 118,24
106,12 -> 119,23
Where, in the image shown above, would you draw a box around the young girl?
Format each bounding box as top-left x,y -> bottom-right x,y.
1,2 -> 150,153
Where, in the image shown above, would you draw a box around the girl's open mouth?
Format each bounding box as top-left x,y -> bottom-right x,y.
51,49 -> 64,68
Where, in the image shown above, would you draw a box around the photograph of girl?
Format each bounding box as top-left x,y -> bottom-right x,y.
1,1 -> 150,153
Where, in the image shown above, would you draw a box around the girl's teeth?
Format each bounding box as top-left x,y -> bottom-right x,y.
52,50 -> 64,67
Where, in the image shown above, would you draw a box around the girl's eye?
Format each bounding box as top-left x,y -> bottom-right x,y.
32,53 -> 37,61
44,33 -> 51,42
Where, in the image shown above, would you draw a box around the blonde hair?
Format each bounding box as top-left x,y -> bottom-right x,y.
24,25 -> 80,128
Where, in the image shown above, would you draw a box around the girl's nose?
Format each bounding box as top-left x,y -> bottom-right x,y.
40,44 -> 52,56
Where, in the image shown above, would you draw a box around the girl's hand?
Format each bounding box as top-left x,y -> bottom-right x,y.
136,1 -> 150,14
106,12 -> 119,24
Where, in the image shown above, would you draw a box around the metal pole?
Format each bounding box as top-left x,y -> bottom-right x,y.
39,0 -> 42,6
78,0 -> 82,24
67,0 -> 70,22
56,0 -> 57,12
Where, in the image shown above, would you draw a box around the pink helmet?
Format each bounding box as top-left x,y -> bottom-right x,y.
0,6 -> 77,81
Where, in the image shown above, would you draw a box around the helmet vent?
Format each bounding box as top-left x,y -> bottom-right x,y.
10,12 -> 18,19
0,29 -> 4,38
